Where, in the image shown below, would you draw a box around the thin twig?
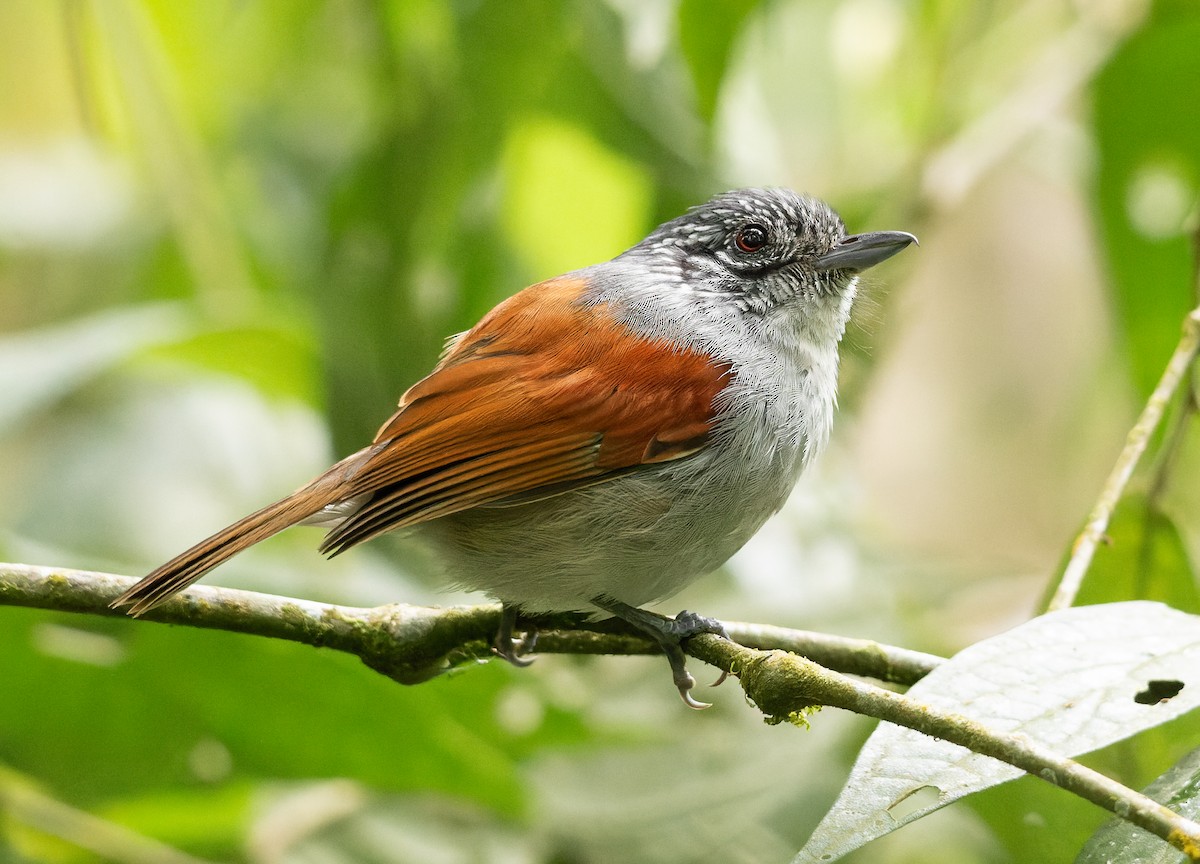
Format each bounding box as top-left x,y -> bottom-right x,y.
684,636 -> 1200,860
1135,380 -> 1197,594
1144,385 -> 1197,512
1048,303 -> 1200,612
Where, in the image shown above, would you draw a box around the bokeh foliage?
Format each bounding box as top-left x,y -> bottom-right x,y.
2,1 -> 1199,862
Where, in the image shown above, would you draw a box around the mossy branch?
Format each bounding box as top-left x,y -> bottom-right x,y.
3,562 -> 1198,859
0,562 -> 939,686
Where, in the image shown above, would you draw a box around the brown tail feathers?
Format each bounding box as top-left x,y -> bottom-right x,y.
110,474 -> 345,616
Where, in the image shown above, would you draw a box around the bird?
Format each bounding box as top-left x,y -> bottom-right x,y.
111,187 -> 916,707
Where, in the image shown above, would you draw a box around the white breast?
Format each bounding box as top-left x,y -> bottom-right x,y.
420,280 -> 853,614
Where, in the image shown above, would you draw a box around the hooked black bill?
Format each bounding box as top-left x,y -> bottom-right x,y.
814,230 -> 918,272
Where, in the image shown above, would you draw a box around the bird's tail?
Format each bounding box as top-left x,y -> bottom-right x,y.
110,473 -> 345,616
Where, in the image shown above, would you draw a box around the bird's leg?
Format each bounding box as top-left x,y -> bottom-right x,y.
493,603 -> 538,667
592,597 -> 730,709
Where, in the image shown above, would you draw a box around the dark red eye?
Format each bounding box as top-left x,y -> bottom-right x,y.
734,223 -> 768,253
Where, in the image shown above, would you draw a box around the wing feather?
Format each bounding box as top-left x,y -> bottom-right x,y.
113,276 -> 732,615
321,276 -> 732,555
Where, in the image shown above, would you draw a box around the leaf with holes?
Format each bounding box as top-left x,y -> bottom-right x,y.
797,602 -> 1200,863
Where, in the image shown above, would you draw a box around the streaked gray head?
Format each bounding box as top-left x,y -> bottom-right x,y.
625,188 -> 915,314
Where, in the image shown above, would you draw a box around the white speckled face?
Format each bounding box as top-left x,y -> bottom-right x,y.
627,187 -> 852,312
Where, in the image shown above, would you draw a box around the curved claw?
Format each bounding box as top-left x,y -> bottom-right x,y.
493,627 -> 539,667
493,605 -> 538,667
709,669 -> 730,688
664,646 -> 714,709
495,646 -> 537,667
590,597 -> 735,707
680,688 -> 712,710
674,667 -> 711,709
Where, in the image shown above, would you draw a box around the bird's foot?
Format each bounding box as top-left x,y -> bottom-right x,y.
493,604 -> 538,667
592,598 -> 730,709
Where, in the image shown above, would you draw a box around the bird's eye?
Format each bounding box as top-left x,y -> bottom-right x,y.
734,223 -> 768,254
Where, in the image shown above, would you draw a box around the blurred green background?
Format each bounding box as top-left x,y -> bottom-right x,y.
2,1 -> 1199,862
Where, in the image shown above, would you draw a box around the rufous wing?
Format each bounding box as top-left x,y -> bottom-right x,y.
319,276 -> 732,554
112,275 -> 731,615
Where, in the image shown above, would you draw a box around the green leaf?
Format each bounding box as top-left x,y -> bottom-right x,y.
678,0 -> 760,123
97,781 -> 254,859
968,774 -> 1107,864
0,305 -> 191,433
0,606 -> 590,821
969,711 -> 1200,862
139,324 -> 321,407
798,602 -> 1200,862
1092,0 -> 1200,397
501,117 -> 652,279
1073,494 -> 1200,614
1075,746 -> 1200,863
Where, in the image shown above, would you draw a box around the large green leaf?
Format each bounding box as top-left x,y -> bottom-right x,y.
678,0 -> 760,123
1076,746 -> 1200,864
798,602 -> 1200,862
0,305 -> 190,434
0,606 -> 591,821
139,324 -> 321,407
1072,494 -> 1200,614
1092,0 -> 1200,397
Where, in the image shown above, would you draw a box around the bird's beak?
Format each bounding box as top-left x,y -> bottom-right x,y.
814,230 -> 918,272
